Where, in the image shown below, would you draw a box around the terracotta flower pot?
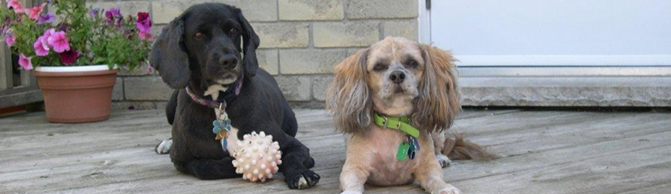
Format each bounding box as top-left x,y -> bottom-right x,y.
34,65 -> 119,123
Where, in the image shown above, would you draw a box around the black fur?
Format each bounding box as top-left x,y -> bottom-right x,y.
150,3 -> 319,189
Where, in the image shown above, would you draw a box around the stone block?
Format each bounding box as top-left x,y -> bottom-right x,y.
346,0 -> 417,19
257,49 -> 279,75
314,22 -> 379,47
279,0 -> 344,21
275,76 -> 312,101
87,1 -> 150,16
383,20 -> 418,40
112,78 -> 124,101
124,77 -> 173,100
279,49 -> 347,74
313,75 -> 334,101
253,23 -> 310,48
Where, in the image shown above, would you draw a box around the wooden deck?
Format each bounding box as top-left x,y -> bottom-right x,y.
1,109 -> 670,194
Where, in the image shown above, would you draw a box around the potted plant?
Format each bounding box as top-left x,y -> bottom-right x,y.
1,0 -> 153,123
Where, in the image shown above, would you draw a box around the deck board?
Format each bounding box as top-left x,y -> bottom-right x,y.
1,109 -> 670,194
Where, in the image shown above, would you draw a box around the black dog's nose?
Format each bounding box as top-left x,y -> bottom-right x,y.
219,54 -> 238,69
389,71 -> 406,84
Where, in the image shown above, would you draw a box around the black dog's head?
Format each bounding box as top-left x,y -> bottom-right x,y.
150,3 -> 260,92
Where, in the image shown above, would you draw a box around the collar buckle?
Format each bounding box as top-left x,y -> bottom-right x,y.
396,119 -> 402,130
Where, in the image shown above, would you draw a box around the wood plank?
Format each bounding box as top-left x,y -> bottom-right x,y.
0,41 -> 9,90
0,109 -> 670,194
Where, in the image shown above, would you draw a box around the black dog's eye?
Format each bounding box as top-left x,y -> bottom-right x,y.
373,63 -> 387,71
229,28 -> 238,36
194,32 -> 205,39
406,60 -> 418,68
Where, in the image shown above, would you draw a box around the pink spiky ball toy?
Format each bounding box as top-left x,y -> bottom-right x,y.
231,131 -> 282,182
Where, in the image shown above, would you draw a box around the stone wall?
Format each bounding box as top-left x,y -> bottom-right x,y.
91,0 -> 419,110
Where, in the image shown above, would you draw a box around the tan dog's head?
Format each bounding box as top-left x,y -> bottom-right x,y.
327,37 -> 461,134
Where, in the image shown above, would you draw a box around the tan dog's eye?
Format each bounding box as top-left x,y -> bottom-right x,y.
373,63 -> 387,71
406,60 -> 418,68
194,32 -> 205,39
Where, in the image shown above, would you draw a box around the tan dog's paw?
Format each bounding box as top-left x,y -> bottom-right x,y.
433,184 -> 461,194
341,191 -> 363,194
436,154 -> 452,168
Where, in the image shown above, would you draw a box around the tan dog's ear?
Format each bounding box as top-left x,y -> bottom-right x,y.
414,45 -> 461,132
327,49 -> 372,134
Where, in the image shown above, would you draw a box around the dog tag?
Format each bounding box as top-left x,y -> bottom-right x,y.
396,142 -> 410,161
410,136 -> 420,151
405,136 -> 415,160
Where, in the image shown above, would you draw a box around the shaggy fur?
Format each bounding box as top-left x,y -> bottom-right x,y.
443,134 -> 498,161
327,37 -> 488,194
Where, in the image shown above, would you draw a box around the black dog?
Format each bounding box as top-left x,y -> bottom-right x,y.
150,3 -> 320,189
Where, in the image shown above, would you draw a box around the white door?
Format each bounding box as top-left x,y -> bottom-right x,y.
425,0 -> 671,77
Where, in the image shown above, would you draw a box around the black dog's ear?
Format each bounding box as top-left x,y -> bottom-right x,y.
150,17 -> 190,89
236,10 -> 260,77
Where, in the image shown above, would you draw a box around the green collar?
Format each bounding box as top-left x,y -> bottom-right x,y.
373,113 -> 420,138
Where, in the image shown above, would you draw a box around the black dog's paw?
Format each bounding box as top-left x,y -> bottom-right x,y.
304,157 -> 316,168
286,170 -> 320,190
155,138 -> 172,154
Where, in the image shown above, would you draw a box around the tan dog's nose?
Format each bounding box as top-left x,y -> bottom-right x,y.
389,71 -> 406,84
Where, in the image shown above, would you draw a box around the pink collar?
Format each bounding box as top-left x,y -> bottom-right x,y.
185,75 -> 243,109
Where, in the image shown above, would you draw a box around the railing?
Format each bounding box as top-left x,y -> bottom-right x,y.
0,0 -> 43,109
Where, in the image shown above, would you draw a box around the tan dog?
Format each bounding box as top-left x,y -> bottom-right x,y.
327,37 -> 462,194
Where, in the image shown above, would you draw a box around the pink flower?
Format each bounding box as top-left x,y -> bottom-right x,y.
18,54 -> 32,70
43,28 -> 55,39
47,31 -> 70,53
136,12 -> 153,41
26,3 -> 46,20
5,34 -> 15,47
146,65 -> 155,74
34,36 -> 50,56
105,8 -> 121,20
4,30 -> 16,47
139,32 -> 152,41
105,8 -> 122,27
59,49 -> 79,65
7,0 -> 24,14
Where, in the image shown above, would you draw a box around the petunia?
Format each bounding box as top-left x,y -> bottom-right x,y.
136,12 -> 151,32
136,12 -> 152,41
33,36 -> 50,56
3,29 -> 16,47
47,31 -> 70,53
105,8 -> 122,27
59,49 -> 79,65
146,65 -> 155,74
26,3 -> 46,21
90,8 -> 100,17
139,32 -> 152,41
18,54 -> 33,70
39,28 -> 55,48
105,8 -> 121,20
7,0 -> 24,14
37,13 -> 55,25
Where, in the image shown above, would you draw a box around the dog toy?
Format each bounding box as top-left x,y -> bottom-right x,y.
231,131 -> 282,182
